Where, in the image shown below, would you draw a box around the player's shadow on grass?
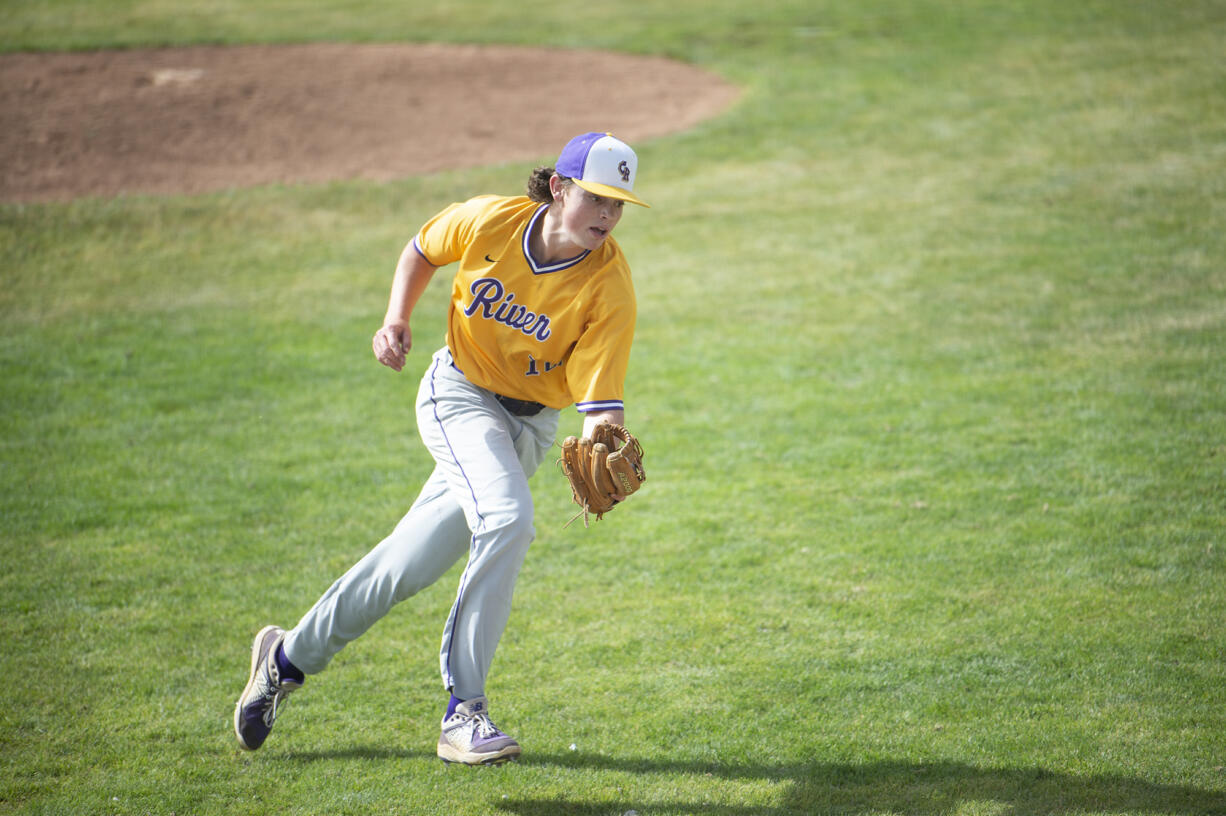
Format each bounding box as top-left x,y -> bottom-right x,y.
278,747 -> 1223,815
494,754 -> 1226,816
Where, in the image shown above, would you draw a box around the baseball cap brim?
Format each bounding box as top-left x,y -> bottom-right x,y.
573,177 -> 650,208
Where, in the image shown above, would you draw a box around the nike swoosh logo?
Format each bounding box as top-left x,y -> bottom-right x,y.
485,254 -> 497,263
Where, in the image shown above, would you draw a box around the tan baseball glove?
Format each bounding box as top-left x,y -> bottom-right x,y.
558,422 -> 646,527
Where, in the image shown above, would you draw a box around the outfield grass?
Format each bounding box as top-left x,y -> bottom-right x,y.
2,2 -> 1224,814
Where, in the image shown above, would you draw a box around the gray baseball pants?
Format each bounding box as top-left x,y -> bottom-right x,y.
283,347 -> 559,700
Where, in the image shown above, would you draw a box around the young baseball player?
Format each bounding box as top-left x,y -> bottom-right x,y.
234,132 -> 647,765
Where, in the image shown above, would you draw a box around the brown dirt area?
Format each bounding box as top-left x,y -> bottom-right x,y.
0,43 -> 740,203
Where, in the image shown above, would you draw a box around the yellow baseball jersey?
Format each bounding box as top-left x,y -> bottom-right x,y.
412,195 -> 636,412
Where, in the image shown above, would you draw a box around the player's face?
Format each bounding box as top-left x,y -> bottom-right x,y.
558,184 -> 624,251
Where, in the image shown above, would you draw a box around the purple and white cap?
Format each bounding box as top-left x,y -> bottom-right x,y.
556,132 -> 649,208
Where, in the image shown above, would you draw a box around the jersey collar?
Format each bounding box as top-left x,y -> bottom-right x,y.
522,204 -> 590,275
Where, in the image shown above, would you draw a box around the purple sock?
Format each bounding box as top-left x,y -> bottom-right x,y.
446,694 -> 463,719
275,643 -> 305,684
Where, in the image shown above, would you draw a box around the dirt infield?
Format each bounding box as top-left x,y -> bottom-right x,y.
0,43 -> 739,203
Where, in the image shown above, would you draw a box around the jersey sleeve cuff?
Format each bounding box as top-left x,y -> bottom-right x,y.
411,235 -> 439,266
576,399 -> 624,414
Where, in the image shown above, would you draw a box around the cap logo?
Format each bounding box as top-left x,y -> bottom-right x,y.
618,160 -> 631,183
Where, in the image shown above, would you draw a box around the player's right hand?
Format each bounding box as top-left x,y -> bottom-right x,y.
373,323 -> 410,371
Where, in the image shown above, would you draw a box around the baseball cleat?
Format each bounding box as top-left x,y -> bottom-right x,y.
234,625 -> 302,751
437,696 -> 521,766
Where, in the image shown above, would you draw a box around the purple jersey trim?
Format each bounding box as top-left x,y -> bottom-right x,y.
576,399 -> 624,414
522,205 -> 589,275
411,235 -> 440,266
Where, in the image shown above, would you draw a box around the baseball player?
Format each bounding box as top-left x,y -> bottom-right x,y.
234,132 -> 647,765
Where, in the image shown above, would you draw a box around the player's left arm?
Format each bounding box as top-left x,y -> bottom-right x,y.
582,409 -> 625,437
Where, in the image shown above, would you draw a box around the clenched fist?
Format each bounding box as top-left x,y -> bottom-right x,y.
373,324 -> 410,371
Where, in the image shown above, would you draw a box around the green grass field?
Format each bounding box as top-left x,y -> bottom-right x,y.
3,2 -> 1224,814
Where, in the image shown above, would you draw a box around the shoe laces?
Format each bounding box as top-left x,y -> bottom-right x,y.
469,710 -> 503,740
255,661 -> 295,727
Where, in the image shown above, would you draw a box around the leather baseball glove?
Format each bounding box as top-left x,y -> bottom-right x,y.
558,422 -> 646,527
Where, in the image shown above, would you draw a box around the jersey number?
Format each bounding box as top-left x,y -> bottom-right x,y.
525,355 -> 561,377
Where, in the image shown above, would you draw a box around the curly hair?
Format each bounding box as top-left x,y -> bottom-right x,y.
526,166 -> 574,203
